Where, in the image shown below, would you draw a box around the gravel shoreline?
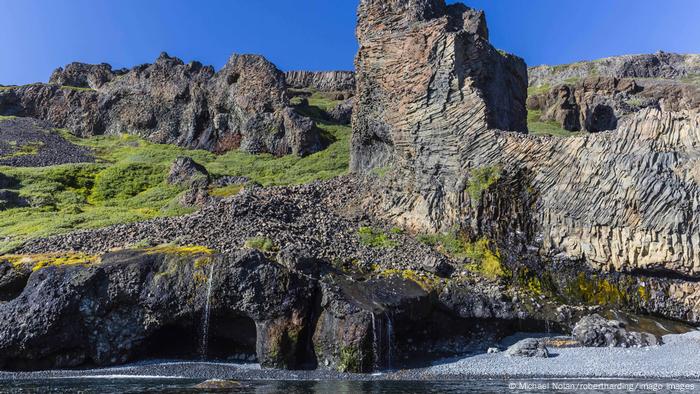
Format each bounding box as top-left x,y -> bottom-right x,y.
2,332 -> 699,382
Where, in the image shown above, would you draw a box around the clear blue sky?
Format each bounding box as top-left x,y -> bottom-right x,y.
1,0 -> 699,85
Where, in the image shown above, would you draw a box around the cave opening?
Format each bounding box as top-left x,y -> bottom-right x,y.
138,314 -> 258,362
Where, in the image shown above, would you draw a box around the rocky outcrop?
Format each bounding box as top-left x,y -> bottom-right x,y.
352,0 -> 700,285
284,71 -> 355,92
529,52 -> 700,88
0,53 -> 321,156
527,75 -> 700,133
0,243 -> 535,372
573,314 -> 659,348
167,157 -> 210,189
351,0 -> 527,173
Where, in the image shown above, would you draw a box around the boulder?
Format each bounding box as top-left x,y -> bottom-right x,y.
167,157 -> 210,189
573,314 -> 659,348
327,98 -> 353,124
505,338 -> 549,358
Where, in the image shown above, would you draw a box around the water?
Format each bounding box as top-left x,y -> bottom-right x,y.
199,264 -> 215,360
1,378 -> 697,393
370,313 -> 394,371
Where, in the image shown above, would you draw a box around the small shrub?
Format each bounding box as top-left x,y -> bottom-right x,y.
244,237 -> 278,253
358,226 -> 398,248
467,166 -> 501,202
91,163 -> 165,201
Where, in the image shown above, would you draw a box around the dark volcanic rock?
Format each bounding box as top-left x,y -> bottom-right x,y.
573,314 -> 659,348
167,157 -> 210,189
0,53 -> 321,156
327,98 -> 354,125
0,117 -> 94,167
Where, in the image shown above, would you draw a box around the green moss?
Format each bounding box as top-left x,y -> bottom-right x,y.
358,226 -> 398,249
371,166 -> 391,178
3,252 -> 100,271
515,267 -> 558,296
0,141 -> 44,159
209,184 -> 243,198
338,346 -> 362,373
527,83 -> 551,96
244,237 -> 278,253
567,272 -> 629,306
60,85 -> 96,92
91,163 -> 166,201
0,115 -> 17,121
527,110 -> 576,137
417,232 -> 507,280
467,166 -> 501,202
378,268 -> 440,291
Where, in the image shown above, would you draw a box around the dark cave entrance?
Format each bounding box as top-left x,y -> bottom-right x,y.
138,314 -> 257,362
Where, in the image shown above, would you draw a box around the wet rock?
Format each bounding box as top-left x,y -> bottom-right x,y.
505,338 -> 549,358
573,314 -> 659,348
192,379 -> 241,389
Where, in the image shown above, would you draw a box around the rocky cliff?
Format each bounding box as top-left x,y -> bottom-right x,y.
352,1 -> 700,281
285,71 -> 355,92
0,53 -> 321,156
529,52 -> 700,87
527,56 -> 700,133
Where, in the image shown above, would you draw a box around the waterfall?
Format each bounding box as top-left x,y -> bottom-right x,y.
371,313 -> 379,369
385,313 -> 393,370
199,263 -> 215,360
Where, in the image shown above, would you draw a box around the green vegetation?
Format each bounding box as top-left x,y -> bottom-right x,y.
244,237 -> 278,253
466,165 -> 501,202
377,268 -> 440,291
60,85 -> 96,92
357,226 -> 398,249
3,251 -> 100,271
338,346 -> 362,373
681,74 -> 700,85
0,141 -> 43,159
0,93 -> 350,254
208,184 -> 244,198
527,110 -> 577,137
527,84 -> 550,96
0,115 -> 17,121
417,232 -> 507,280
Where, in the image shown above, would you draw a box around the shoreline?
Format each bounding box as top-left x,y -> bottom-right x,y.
2,331 -> 700,382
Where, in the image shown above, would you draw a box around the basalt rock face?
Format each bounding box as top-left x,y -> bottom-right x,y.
353,0 -> 700,315
0,246 -> 529,372
0,53 -> 320,156
529,52 -> 700,88
284,71 -> 355,93
527,75 -> 700,133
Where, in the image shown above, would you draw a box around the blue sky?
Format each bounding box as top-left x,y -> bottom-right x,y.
1,0 -> 699,85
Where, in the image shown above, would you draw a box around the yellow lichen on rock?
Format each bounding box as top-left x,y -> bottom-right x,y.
2,252 -> 100,271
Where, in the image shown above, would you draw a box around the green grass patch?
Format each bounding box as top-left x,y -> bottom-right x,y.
0,92 -> 349,254
467,166 -> 500,202
244,237 -> 278,253
417,232 -> 507,280
209,184 -> 244,198
0,141 -> 43,159
358,226 -> 398,249
681,74 -> 700,85
0,115 -> 17,121
60,85 -> 96,92
527,84 -> 551,96
527,110 -> 577,137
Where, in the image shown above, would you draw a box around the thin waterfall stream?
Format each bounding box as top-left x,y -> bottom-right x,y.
200,263 -> 215,360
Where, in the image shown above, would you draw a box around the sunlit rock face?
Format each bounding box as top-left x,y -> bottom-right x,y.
352,0 -> 700,278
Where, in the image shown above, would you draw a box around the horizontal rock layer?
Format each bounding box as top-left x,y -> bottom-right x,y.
529,52 -> 700,87
285,71 -> 355,92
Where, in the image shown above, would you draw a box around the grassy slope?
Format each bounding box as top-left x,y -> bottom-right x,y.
527,109 -> 577,138
0,94 -> 350,253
